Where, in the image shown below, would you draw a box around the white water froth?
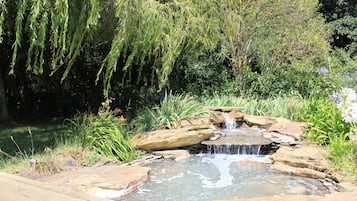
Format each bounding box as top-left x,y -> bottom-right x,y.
190,154 -> 268,188
150,172 -> 185,184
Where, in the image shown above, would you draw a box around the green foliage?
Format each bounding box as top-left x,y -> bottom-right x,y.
320,0 -> 357,56
330,49 -> 357,91
297,98 -> 351,144
67,109 -> 136,162
3,0 -> 333,99
331,16 -> 357,56
133,93 -> 210,133
328,132 -> 357,177
0,157 -> 28,174
246,64 -> 338,98
198,95 -> 248,108
171,51 -> 235,96
220,0 -> 330,74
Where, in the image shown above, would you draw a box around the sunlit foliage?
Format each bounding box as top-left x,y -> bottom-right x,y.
2,0 -> 331,97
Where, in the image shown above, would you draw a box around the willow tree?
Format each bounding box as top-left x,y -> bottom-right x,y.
0,0 -> 333,122
0,0 -> 222,122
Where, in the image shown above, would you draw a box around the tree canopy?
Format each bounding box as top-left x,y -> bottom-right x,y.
0,0 -> 352,122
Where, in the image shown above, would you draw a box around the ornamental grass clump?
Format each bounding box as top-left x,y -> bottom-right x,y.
67,105 -> 137,162
134,93 -> 210,133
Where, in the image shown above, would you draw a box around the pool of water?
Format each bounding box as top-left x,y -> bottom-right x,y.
120,154 -> 328,201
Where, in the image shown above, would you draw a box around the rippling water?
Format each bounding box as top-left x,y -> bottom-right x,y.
120,154 -> 328,201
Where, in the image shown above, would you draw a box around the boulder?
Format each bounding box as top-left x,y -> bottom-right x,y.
207,107 -> 243,127
131,125 -> 215,151
39,165 -> 150,200
211,112 -> 226,125
226,110 -> 244,121
268,119 -> 309,140
244,115 -> 277,128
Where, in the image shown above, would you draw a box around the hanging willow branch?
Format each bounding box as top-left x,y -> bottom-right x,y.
10,0 -> 100,78
0,0 -> 6,43
50,0 -> 69,69
5,0 -> 329,98
25,0 -> 50,74
8,0 -> 222,97
97,0 -> 222,97
10,0 -> 29,74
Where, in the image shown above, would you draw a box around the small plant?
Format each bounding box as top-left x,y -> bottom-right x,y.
133,93 -> 210,132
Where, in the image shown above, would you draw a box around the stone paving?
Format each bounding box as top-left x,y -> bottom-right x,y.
0,172 -> 108,201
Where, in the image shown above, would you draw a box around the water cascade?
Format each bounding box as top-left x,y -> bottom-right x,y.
202,113 -> 271,155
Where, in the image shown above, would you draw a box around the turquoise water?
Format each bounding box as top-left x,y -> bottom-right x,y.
120,154 -> 328,201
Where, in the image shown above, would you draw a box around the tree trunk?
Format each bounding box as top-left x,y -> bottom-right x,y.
0,67 -> 11,124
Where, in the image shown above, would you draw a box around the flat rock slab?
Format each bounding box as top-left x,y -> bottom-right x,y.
270,146 -> 333,179
0,172 -> 107,201
268,120 -> 309,140
38,165 -> 150,200
244,115 -> 277,128
271,146 -> 330,171
131,126 -> 215,151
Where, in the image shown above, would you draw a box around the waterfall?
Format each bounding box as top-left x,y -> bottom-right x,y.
207,144 -> 262,155
222,113 -> 237,130
204,112 -> 268,156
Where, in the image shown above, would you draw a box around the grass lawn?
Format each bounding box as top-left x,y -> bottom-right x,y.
0,120 -> 103,174
0,120 -> 70,157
